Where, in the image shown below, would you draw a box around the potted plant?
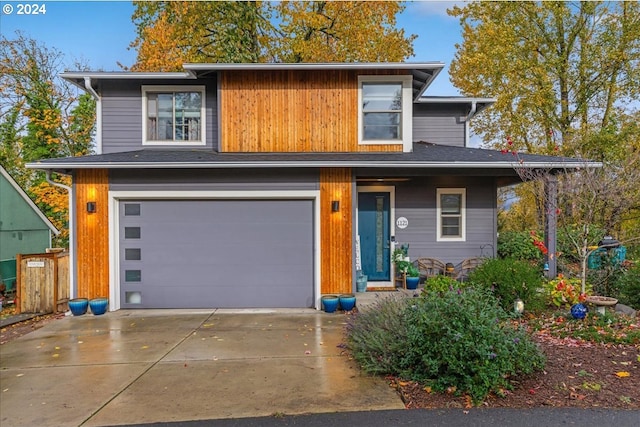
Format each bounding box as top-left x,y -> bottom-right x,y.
393,247 -> 411,276
406,264 -> 420,290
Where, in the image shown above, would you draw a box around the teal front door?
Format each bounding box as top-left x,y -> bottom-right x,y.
357,192 -> 391,281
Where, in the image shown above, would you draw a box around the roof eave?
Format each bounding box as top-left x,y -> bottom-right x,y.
26,161 -> 602,170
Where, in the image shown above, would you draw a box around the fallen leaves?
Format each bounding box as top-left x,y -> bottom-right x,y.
615,371 -> 631,378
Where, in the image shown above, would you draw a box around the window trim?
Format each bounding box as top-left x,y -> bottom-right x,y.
436,188 -> 466,242
357,75 -> 413,152
142,85 -> 206,146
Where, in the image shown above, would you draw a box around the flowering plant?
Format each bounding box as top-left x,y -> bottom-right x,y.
393,244 -> 411,274
545,274 -> 590,308
530,230 -> 548,255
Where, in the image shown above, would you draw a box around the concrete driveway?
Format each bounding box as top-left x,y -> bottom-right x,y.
0,309 -> 403,427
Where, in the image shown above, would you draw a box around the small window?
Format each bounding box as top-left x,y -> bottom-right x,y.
125,248 -> 141,260
124,204 -> 141,216
124,227 -> 141,239
437,188 -> 466,241
142,86 -> 205,145
125,270 -> 142,282
358,75 -> 412,151
125,291 -> 142,304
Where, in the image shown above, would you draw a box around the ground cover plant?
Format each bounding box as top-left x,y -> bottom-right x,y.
346,287 -> 545,404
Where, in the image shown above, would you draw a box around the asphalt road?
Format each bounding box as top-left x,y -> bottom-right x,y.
110,408 -> 640,427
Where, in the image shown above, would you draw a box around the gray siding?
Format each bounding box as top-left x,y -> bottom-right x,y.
109,169 -> 320,192
99,79 -> 217,153
412,103 -> 466,147
371,176 -> 497,265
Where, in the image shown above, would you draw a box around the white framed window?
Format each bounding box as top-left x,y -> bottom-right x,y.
358,75 -> 412,152
436,188 -> 466,241
142,86 -> 206,145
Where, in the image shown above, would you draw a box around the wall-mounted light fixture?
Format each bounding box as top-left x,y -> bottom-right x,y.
331,200 -> 340,212
87,201 -> 97,214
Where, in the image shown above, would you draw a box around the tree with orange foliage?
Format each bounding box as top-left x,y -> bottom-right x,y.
128,1 -> 415,71
1,33 -> 95,246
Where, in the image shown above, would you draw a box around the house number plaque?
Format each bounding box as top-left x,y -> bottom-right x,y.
396,217 -> 408,229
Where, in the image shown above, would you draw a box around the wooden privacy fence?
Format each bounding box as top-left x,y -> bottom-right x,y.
16,251 -> 70,314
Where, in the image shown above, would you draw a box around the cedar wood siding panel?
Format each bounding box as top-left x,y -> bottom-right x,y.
99,79 -> 217,154
390,176 -> 497,265
413,103 -> 466,147
109,169 -> 320,191
320,168 -> 353,294
220,70 -> 405,153
75,169 -> 110,299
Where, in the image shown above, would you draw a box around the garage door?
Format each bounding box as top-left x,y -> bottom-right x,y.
119,199 -> 314,308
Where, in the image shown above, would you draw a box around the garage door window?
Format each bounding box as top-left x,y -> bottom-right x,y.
124,204 -> 140,216
125,270 -> 142,282
125,248 -> 141,260
125,227 -> 141,239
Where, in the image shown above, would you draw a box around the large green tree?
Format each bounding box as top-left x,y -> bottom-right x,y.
449,1 -> 640,154
449,1 -> 640,260
0,33 -> 96,245
129,0 -> 415,71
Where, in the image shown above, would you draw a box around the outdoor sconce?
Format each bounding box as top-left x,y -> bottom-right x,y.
86,201 -> 96,214
331,200 -> 340,212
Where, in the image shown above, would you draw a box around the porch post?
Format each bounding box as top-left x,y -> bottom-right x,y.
544,175 -> 558,278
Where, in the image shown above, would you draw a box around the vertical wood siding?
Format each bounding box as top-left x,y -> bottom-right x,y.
320,168 -> 353,294
75,169 -> 110,298
220,70 -> 405,153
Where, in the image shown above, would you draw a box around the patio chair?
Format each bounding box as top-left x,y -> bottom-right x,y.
414,258 -> 446,282
454,257 -> 485,282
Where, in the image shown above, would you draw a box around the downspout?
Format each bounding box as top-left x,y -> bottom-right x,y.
464,101 -> 477,148
84,77 -> 102,154
46,171 -> 76,298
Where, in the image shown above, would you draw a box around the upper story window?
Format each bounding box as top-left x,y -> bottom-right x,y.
142,86 -> 205,145
358,75 -> 412,152
436,188 -> 466,241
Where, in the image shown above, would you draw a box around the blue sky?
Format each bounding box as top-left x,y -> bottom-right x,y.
0,0 -> 464,95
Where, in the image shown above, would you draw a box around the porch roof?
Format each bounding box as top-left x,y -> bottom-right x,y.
27,142 -> 600,178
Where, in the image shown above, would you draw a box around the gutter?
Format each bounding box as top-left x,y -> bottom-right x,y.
45,171 -> 76,299
28,160 -> 603,170
84,77 -> 102,154
464,101 -> 477,148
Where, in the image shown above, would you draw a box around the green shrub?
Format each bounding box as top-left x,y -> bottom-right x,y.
346,289 -> 546,404
618,263 -> 640,309
423,274 -> 463,294
467,258 -> 545,312
498,231 -> 543,261
345,297 -> 410,375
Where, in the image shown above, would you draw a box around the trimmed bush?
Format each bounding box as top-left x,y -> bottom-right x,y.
618,263 -> 640,309
498,231 -> 543,261
423,274 -> 463,294
468,258 -> 545,312
346,288 -> 546,404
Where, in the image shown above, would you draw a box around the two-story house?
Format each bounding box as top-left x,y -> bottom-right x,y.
28,63 -> 588,311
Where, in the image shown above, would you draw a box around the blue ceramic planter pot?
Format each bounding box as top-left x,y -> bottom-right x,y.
339,294 -> 356,311
69,298 -> 88,316
321,295 -> 339,313
571,303 -> 588,319
89,298 -> 109,315
406,277 -> 420,290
